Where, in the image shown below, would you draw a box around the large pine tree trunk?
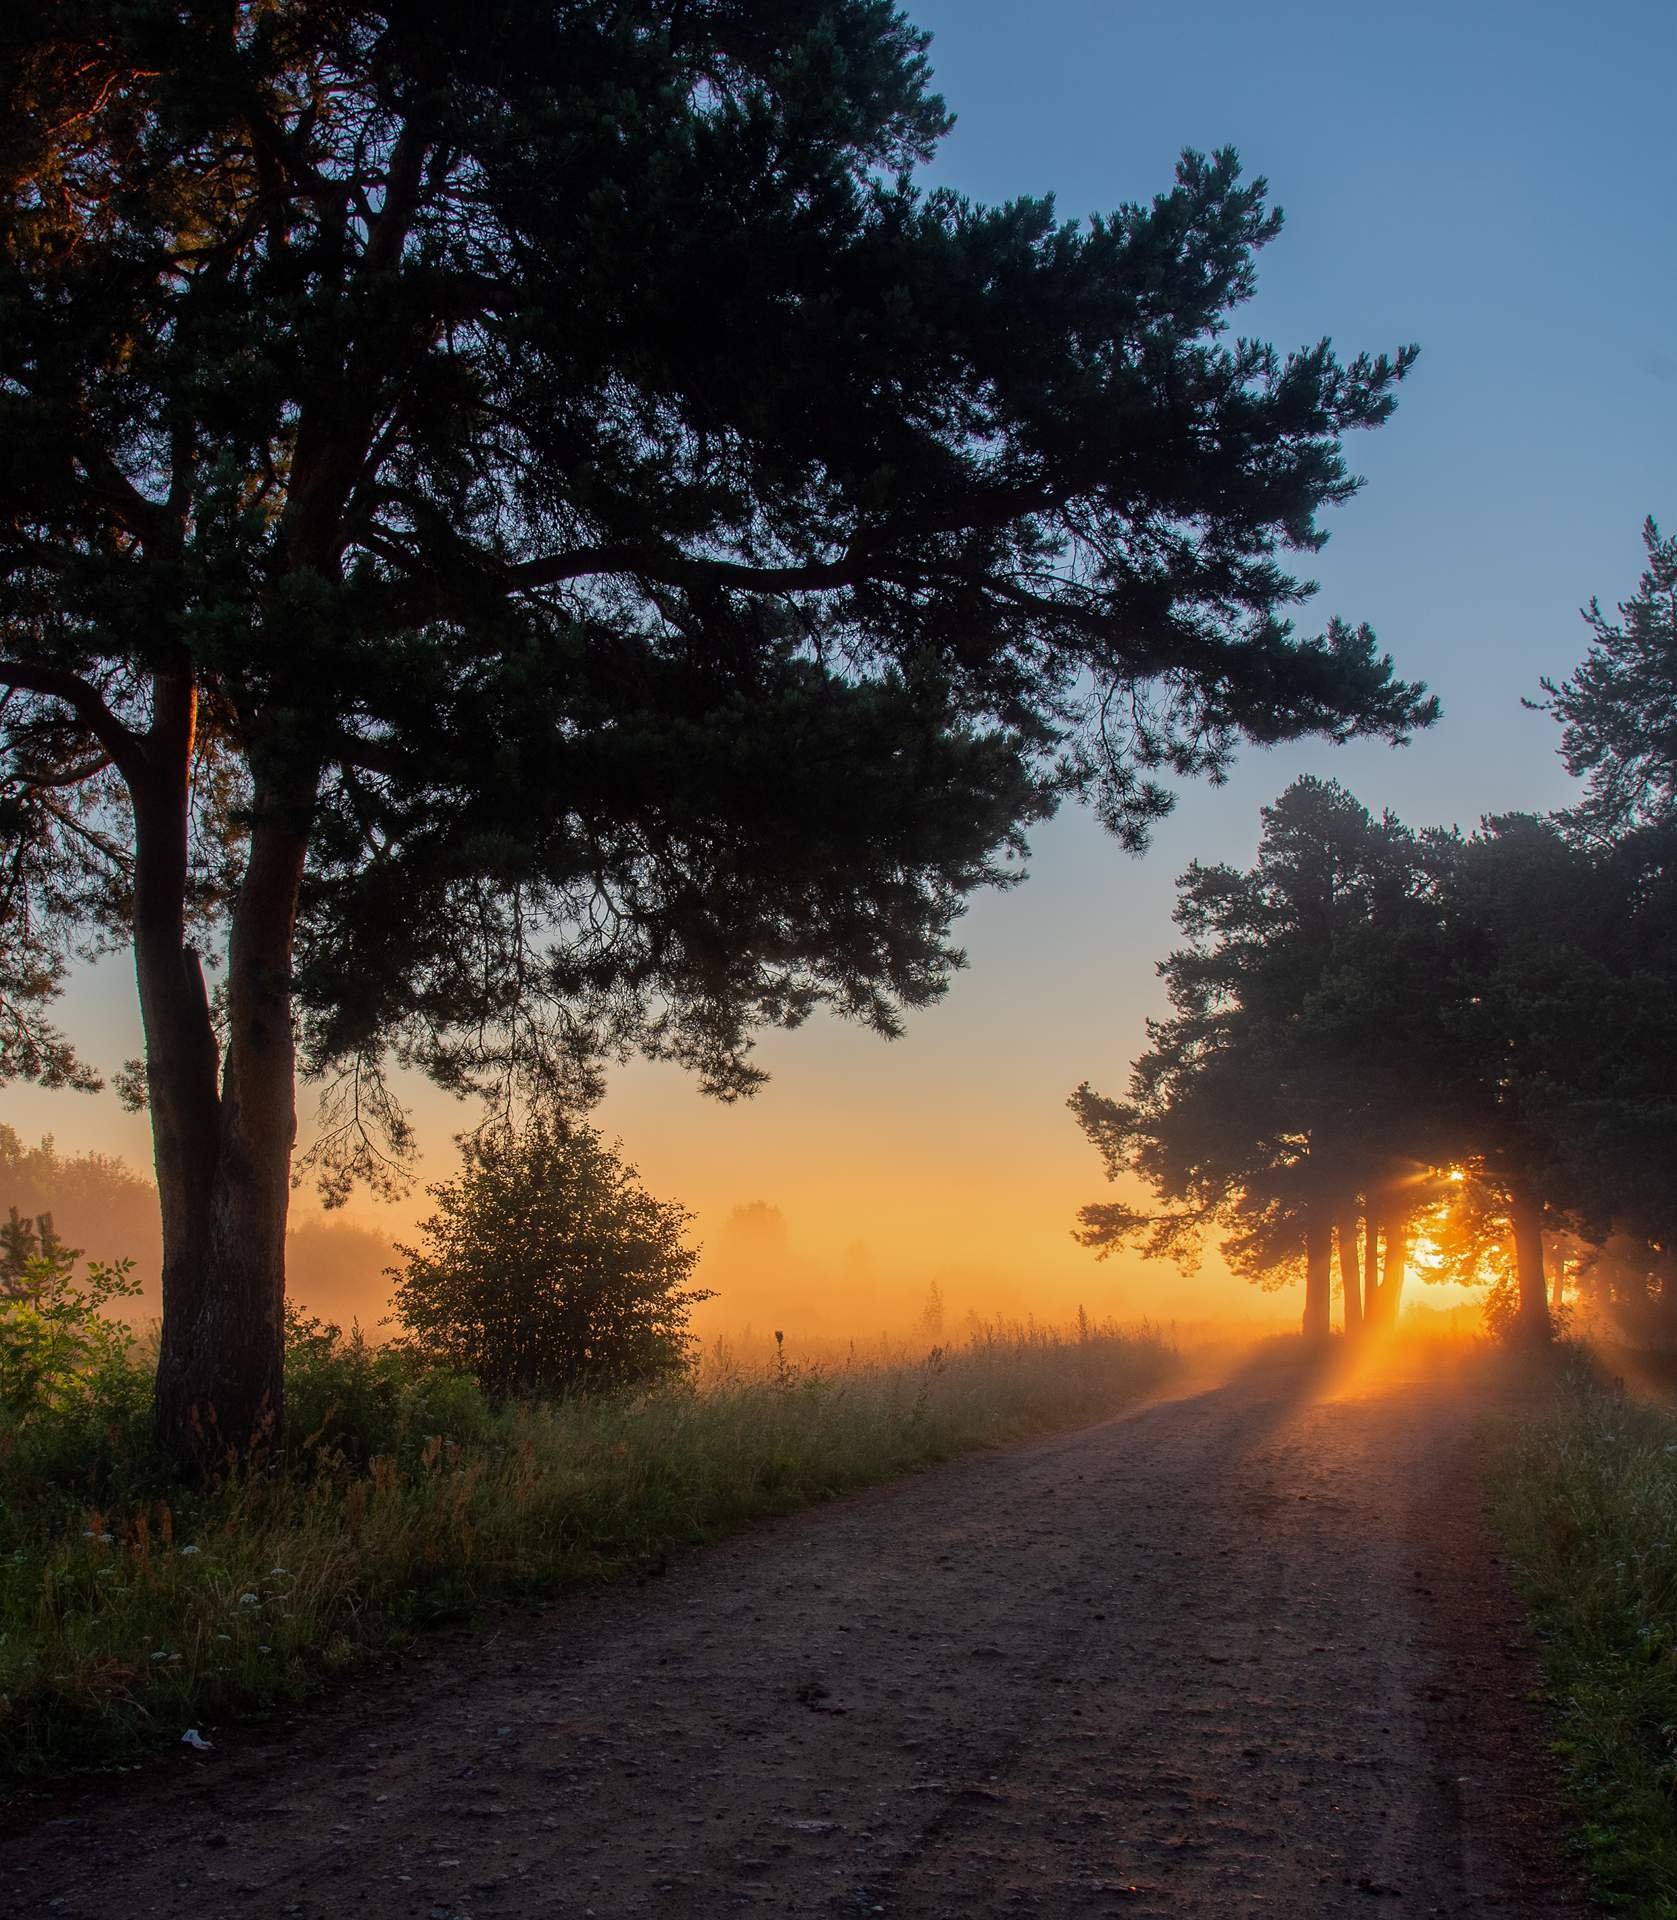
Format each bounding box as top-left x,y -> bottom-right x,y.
1337,1212 -> 1363,1335
141,715 -> 312,1472
1510,1189 -> 1552,1342
1302,1217 -> 1333,1342
132,675 -> 222,1465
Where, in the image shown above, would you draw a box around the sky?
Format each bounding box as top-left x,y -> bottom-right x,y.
7,0 -> 1676,1336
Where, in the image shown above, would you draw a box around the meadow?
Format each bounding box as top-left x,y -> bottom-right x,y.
0,1311 -> 1176,1780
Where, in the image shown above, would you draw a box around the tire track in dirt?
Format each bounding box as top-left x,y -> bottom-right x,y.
2,1346 -> 1586,1918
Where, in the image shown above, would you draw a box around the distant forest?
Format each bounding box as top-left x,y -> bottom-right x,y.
0,1127 -> 396,1330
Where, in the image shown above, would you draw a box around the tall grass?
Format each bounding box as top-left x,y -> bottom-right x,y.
1487,1345 -> 1677,1916
0,1314 -> 1175,1779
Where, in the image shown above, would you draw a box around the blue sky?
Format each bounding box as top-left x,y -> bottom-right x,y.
10,1 -> 1676,1326
911,0 -> 1674,808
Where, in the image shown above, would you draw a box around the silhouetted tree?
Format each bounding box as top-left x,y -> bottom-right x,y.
390,1114 -> 707,1396
1,3 -> 1431,1463
1539,518 -> 1677,841
1520,521 -> 1677,1333
1413,814 -> 1677,1338
1530,828 -> 1677,1331
1071,778 -> 1427,1335
1071,790 -> 1671,1341
1415,818 -> 1609,1334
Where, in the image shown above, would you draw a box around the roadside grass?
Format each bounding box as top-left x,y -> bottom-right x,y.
1486,1343 -> 1677,1917
0,1315 -> 1176,1780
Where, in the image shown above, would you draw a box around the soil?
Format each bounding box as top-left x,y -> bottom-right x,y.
1,1344 -> 1590,1918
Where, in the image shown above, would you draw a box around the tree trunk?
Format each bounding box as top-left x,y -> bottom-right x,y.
1337,1213 -> 1363,1336
1659,1247 -> 1677,1341
147,737 -> 312,1472
1549,1243 -> 1566,1317
1378,1213 -> 1409,1331
1363,1214 -> 1380,1329
132,674 -> 222,1465
1303,1216 -> 1333,1342
1510,1189 -> 1552,1342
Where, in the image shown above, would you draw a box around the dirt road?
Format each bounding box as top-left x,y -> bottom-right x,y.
3,1347 -> 1585,1918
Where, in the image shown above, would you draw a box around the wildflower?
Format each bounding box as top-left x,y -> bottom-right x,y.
257,1644 -> 272,1654
269,1566 -> 290,1577
151,1650 -> 169,1661
215,1633 -> 232,1642
179,1545 -> 201,1556
237,1592 -> 260,1607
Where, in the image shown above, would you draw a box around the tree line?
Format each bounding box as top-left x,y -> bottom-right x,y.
1073,520 -> 1677,1342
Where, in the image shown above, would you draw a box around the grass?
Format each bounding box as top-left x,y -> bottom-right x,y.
1486,1343 -> 1677,1916
0,1314 -> 1176,1780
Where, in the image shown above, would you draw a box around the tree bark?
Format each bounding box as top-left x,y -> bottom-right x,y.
133,674 -> 223,1466
1510,1189 -> 1552,1342
1377,1213 -> 1409,1331
1337,1213 -> 1363,1336
1302,1216 -> 1333,1342
147,735 -> 314,1472
1363,1213 -> 1380,1329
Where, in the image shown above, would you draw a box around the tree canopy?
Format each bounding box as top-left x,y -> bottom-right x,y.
1539,518 -> 1677,842
0,0 -> 1431,1458
1073,771 -> 1677,1341
1071,779 -> 1422,1273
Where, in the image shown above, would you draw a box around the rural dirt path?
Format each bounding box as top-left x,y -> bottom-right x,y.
3,1345 -> 1587,1919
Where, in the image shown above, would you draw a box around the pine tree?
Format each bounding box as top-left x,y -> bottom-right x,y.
2,3 -> 1430,1464
1539,518 -> 1677,839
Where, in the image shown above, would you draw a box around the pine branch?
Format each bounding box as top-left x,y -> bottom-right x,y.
0,661 -> 145,777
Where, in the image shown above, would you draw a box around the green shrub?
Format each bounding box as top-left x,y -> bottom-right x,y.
0,1209 -> 140,1423
283,1307 -> 492,1468
389,1114 -> 711,1396
0,1213 -> 154,1524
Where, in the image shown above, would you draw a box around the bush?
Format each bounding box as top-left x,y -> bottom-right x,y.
389,1114 -> 711,1397
0,1209 -> 139,1422
284,1306 -> 493,1466
0,1211 -> 154,1513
